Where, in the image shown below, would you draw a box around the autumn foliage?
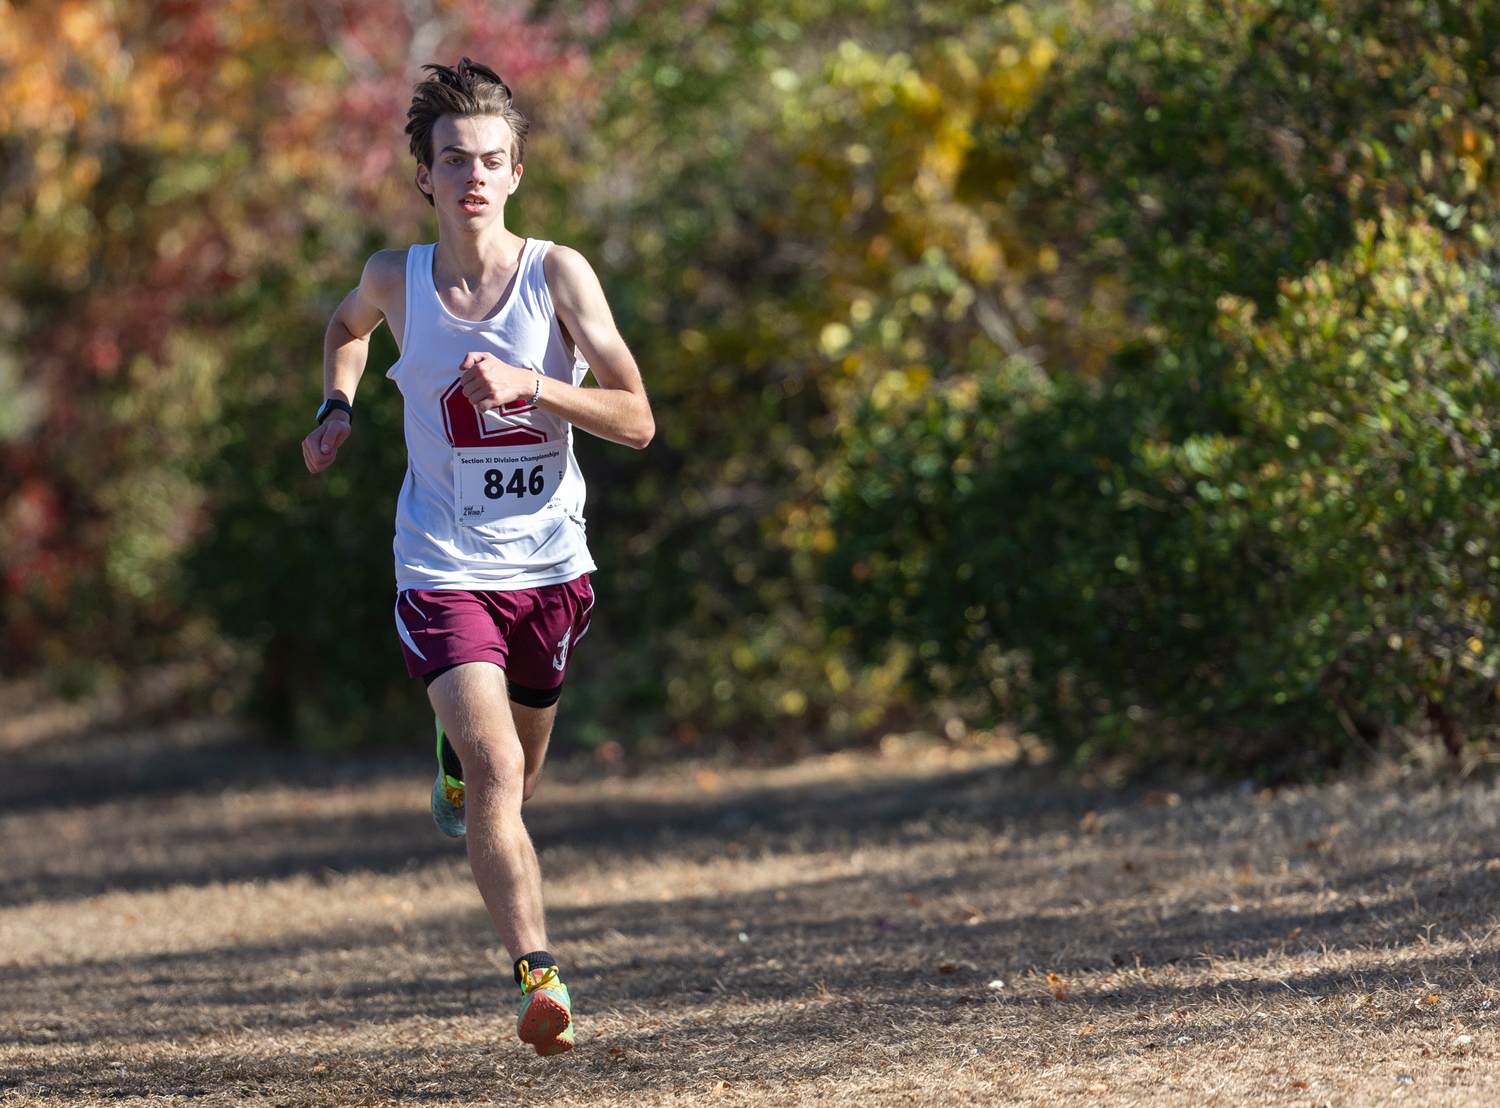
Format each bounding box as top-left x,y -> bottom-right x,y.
6,0 -> 1500,773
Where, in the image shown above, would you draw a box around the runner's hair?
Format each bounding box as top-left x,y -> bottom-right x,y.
405,57 -> 529,206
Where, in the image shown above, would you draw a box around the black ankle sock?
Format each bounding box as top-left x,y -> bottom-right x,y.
439,733 -> 464,781
514,950 -> 557,986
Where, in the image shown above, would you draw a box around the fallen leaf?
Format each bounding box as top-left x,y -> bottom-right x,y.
709,1080 -> 733,1097
1291,1081 -> 1307,1089
906,894 -> 922,907
939,965 -> 958,975
312,1065 -> 326,1073
1424,994 -> 1441,1005
608,1047 -> 623,1055
1079,1024 -> 1095,1034
1085,1083 -> 1109,1094
1055,991 -> 1068,1000
1122,861 -> 1136,872
1286,927 -> 1302,939
1047,973 -> 1064,987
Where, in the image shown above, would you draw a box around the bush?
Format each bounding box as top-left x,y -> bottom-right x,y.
825,214 -> 1500,775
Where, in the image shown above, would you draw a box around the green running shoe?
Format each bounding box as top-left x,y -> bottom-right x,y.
431,716 -> 466,838
516,963 -> 573,1056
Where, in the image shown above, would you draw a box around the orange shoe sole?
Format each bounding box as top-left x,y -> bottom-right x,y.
534,1029 -> 574,1057
517,991 -> 572,1051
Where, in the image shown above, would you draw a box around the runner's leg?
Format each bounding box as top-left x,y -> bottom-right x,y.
511,701 -> 557,802
427,661 -> 546,959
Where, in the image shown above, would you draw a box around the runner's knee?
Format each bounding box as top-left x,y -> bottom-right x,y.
451,729 -> 526,790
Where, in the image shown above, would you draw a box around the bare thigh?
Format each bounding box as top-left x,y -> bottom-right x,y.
511,701 -> 557,801
428,662 -> 557,801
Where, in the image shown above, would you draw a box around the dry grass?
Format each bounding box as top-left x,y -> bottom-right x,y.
4,710 -> 1500,1106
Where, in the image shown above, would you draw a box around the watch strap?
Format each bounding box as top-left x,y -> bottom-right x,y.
316,397 -> 354,425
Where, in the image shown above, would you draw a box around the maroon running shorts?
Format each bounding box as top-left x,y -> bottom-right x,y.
394,575 -> 594,708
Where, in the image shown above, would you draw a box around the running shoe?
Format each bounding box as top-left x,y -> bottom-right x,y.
516,962 -> 574,1056
431,716 -> 466,838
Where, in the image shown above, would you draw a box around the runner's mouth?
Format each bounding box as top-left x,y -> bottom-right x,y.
461,194 -> 487,211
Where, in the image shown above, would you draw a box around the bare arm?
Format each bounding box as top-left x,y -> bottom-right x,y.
457,246 -> 655,450
302,251 -> 403,473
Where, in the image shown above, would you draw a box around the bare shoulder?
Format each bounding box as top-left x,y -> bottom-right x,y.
361,248 -> 409,296
542,244 -> 602,301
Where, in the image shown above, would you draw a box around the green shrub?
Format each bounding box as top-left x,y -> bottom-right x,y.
825,214 -> 1500,774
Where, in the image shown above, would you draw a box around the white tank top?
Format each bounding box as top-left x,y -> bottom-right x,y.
385,238 -> 595,592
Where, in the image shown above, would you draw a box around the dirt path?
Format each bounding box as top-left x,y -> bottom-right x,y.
4,714 -> 1500,1106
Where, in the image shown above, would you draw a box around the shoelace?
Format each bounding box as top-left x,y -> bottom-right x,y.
442,777 -> 464,807
521,965 -> 563,997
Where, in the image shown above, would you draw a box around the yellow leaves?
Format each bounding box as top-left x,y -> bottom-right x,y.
219,57 -> 252,90
819,322 -> 852,357
59,2 -> 102,52
870,368 -> 927,410
1029,37 -> 1059,72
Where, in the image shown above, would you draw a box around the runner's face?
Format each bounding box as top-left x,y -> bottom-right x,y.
418,114 -> 522,225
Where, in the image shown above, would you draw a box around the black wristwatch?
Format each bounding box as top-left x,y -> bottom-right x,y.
316,398 -> 354,425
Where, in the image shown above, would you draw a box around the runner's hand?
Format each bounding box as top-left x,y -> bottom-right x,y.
459,351 -> 535,412
302,414 -> 351,473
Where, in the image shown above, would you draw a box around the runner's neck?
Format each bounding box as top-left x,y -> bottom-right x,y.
432,231 -> 528,322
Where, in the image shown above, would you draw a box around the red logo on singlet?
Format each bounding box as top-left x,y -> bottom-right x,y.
441,378 -> 547,447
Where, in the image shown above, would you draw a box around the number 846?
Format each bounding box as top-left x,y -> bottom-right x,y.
484,466 -> 545,499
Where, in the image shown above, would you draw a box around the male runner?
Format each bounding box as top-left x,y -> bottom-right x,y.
300,58 -> 654,1057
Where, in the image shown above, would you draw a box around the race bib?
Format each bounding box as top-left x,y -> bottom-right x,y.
452,440 -> 567,526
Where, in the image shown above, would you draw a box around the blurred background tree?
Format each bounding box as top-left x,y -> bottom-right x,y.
5,0 -> 1500,776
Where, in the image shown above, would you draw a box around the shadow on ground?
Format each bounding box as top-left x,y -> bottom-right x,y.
8,721 -> 1500,1104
